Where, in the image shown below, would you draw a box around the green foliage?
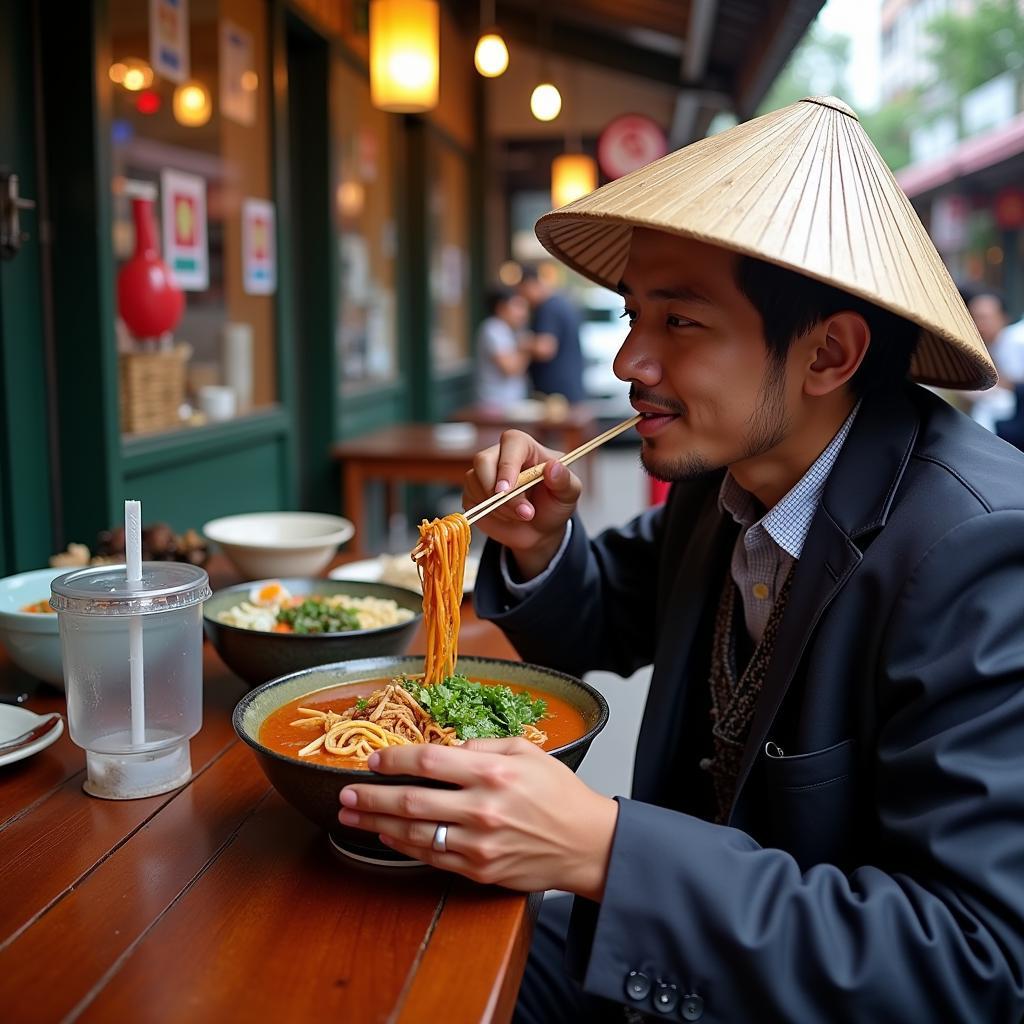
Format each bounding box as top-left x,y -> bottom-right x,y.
860,94 -> 918,171
924,0 -> 1024,96
405,674 -> 548,740
759,23 -> 852,114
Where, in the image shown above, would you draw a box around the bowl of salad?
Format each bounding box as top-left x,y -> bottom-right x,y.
203,577 -> 423,687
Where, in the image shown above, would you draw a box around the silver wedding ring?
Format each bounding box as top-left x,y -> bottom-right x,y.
432,823 -> 448,853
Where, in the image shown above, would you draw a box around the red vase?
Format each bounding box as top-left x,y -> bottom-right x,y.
117,195 -> 184,340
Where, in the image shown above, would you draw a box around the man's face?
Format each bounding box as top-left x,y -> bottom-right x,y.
968,295 -> 1006,347
613,228 -> 801,483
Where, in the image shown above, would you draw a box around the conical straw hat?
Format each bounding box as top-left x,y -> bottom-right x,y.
536,96 -> 995,391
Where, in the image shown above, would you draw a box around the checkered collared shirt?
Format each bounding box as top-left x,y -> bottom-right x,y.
719,403 -> 860,643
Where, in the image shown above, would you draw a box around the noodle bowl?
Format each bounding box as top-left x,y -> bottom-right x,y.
259,673 -> 571,768
234,655 -> 609,860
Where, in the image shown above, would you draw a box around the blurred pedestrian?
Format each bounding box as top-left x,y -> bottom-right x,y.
969,290 -> 1024,384
518,265 -> 585,404
475,286 -> 535,409
965,290 -> 1023,431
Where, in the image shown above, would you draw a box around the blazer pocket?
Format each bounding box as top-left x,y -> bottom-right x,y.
762,738 -> 860,871
766,737 -> 857,790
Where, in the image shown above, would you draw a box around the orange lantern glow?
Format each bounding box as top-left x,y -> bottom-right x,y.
369,0 -> 439,113
551,153 -> 597,208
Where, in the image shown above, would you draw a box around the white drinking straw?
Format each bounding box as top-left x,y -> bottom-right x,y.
125,499 -> 145,746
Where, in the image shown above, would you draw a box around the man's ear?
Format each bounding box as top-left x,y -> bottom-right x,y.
803,312 -> 870,397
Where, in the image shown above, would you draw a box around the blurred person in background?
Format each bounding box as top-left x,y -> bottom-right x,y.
476,286 -> 553,409
970,291 -> 1024,384
964,290 -> 1024,432
518,265 -> 586,404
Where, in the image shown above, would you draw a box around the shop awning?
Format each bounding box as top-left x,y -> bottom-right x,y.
897,112 -> 1024,199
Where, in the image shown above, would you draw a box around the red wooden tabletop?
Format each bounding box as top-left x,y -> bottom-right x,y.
0,558 -> 538,1024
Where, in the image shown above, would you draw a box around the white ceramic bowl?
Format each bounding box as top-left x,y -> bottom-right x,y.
0,567 -> 68,688
201,512 -> 355,580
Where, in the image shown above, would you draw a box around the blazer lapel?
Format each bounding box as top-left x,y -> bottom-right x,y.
726,386 -> 922,817
631,484 -> 736,803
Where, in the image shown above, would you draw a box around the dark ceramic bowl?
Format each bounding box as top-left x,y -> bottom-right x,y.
204,578 -> 423,686
232,655 -> 609,863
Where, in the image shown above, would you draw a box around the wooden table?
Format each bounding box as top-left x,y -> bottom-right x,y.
332,423 -> 506,557
0,560 -> 538,1023
448,403 -> 598,459
331,412 -> 601,557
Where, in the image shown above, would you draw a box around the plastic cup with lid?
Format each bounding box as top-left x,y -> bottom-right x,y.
50,562 -> 211,800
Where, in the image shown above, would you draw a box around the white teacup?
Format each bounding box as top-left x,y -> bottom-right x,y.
198,385 -> 237,422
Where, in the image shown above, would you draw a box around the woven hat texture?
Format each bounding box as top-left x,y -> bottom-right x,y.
536,96 -> 994,390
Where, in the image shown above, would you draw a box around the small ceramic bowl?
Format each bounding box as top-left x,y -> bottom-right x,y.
201,512 -> 355,580
204,578 -> 423,687
0,567 -> 69,687
233,655 -> 609,864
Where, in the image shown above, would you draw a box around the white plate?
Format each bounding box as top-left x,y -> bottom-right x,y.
329,554 -> 480,596
0,704 -> 64,768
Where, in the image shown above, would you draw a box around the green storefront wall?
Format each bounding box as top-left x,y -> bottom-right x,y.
0,0 -> 56,574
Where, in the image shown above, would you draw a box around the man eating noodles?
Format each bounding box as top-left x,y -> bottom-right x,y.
338,97 -> 1024,1021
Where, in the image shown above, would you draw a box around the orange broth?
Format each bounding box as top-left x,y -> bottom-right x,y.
259,676 -> 587,769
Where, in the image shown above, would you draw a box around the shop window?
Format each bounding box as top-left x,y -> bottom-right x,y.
331,55 -> 399,391
429,137 -> 471,374
109,0 -> 276,436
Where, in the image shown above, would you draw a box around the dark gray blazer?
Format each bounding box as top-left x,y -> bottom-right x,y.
475,384 -> 1024,1022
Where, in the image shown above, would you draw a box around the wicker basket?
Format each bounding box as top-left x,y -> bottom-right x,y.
119,344 -> 190,435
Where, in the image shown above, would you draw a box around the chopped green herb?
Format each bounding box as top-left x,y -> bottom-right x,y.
354,697 -> 369,711
404,674 -> 547,741
276,598 -> 360,635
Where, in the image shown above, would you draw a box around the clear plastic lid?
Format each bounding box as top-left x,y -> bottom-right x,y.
50,563 -> 211,616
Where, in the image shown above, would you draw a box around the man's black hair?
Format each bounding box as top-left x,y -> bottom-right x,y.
735,255 -> 919,397
519,264 -> 540,283
486,284 -> 517,315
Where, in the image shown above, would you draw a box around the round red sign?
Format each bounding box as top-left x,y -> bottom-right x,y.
597,114 -> 669,180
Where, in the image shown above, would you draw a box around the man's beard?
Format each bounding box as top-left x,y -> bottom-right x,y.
642,448 -> 712,484
740,353 -> 790,460
639,356 -> 790,483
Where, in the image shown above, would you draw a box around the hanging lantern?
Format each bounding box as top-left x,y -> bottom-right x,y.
551,153 -> 597,208
173,81 -> 212,127
370,0 -> 440,113
531,82 -> 561,122
474,33 -> 508,77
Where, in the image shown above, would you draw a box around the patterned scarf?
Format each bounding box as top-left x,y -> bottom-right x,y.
705,567 -> 795,823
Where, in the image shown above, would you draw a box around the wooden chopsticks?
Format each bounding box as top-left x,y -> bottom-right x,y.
463,413 -> 642,526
